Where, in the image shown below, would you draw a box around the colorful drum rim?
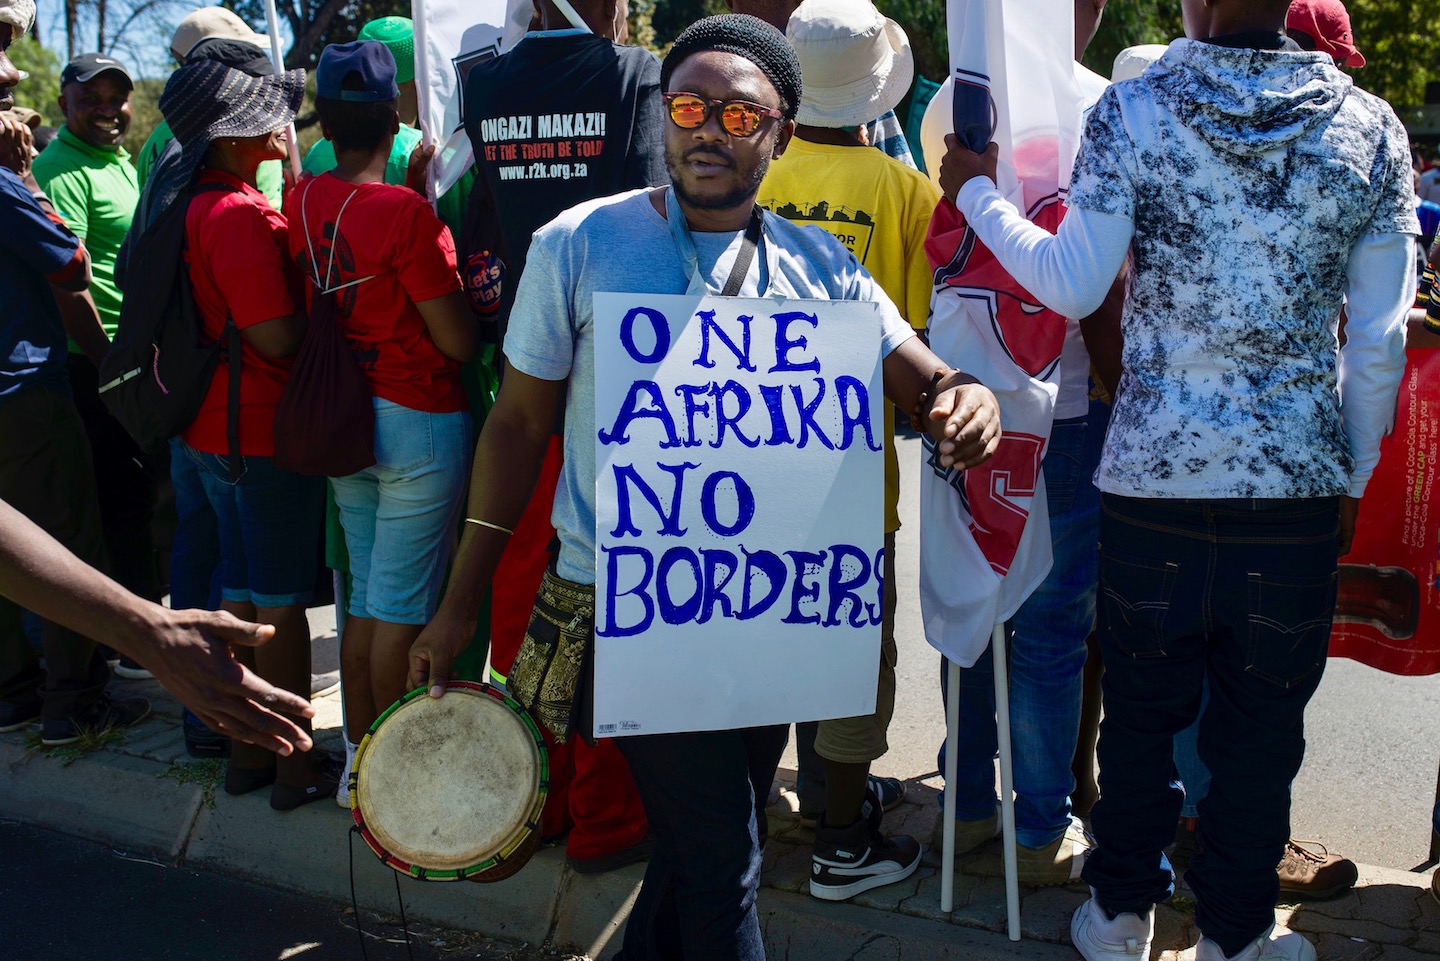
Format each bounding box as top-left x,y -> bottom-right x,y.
350,680 -> 549,881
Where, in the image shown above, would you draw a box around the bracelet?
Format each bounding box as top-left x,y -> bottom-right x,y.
908,367 -> 961,432
465,517 -> 514,535
30,190 -> 50,206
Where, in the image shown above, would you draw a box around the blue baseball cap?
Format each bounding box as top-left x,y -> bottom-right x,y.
316,40 -> 398,103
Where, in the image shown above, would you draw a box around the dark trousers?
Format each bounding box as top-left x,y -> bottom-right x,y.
0,387 -> 111,720
616,724 -> 788,961
66,354 -> 161,603
1082,494 -> 1340,957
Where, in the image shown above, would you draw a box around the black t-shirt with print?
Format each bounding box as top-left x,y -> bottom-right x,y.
461,32 -> 667,349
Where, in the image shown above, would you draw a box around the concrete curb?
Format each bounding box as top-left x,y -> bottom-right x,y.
4,700 -> 1436,960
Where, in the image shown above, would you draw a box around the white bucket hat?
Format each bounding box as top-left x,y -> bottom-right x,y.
0,0 -> 36,34
1111,43 -> 1168,83
786,0 -> 914,128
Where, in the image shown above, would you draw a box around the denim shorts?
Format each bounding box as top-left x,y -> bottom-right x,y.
182,443 -> 325,608
330,399 -> 471,624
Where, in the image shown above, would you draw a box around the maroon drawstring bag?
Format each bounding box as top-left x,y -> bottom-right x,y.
273,180 -> 377,477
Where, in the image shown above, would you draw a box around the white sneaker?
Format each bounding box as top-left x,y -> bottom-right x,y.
335,739 -> 357,809
1183,925 -> 1316,961
1071,894 -> 1154,961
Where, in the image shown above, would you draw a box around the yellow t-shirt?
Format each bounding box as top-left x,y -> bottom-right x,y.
760,137 -> 940,532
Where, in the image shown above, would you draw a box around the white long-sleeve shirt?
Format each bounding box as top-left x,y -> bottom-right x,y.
951,40 -> 1419,500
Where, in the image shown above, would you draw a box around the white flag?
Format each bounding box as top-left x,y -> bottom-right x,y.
919,0 -> 1082,667
411,0 -> 528,193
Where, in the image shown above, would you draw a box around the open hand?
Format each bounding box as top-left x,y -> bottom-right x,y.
144,608 -> 315,755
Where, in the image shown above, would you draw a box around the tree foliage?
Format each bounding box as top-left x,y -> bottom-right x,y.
221,0 -> 406,70
1344,0 -> 1440,110
8,35 -> 61,125
1083,1 -> 1183,81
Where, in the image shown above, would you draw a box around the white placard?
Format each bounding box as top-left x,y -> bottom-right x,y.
592,293 -> 886,737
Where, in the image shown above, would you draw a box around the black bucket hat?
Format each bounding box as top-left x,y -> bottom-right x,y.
159,58 -> 305,186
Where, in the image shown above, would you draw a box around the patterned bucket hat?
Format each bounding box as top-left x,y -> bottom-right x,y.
159,57 -> 305,186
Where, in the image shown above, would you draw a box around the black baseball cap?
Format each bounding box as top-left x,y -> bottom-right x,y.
61,53 -> 133,88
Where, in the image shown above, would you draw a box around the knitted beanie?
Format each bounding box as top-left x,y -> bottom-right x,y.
661,14 -> 802,121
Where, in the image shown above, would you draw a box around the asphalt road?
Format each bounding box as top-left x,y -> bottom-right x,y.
780,433 -> 1440,874
0,821 -> 575,961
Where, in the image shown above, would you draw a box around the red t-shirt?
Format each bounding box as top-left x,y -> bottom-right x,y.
288,173 -> 466,413
182,171 -> 301,457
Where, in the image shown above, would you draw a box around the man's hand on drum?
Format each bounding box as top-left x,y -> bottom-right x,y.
409,609 -> 477,698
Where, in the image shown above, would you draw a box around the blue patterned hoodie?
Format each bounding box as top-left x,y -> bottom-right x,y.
1068,39 -> 1418,499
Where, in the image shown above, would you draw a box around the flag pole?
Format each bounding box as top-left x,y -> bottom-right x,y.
993,621 -> 1021,940
261,0 -> 302,177
940,656 -> 961,912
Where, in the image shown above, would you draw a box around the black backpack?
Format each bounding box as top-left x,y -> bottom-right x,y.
99,182 -> 242,477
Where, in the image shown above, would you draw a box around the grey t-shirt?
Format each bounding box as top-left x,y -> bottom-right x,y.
504,188 -> 917,584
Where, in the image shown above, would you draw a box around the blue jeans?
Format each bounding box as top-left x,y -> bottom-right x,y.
170,437 -> 222,736
941,400 -> 1107,848
1083,494 -> 1339,958
183,445 -> 324,608
616,724 -> 787,961
169,437 -> 220,613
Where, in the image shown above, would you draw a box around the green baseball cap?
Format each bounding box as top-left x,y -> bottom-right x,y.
359,16 -> 414,85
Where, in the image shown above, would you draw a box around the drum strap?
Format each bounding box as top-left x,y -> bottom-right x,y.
348,826 -> 415,960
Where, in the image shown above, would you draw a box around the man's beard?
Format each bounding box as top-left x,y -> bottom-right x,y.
665,142 -> 772,213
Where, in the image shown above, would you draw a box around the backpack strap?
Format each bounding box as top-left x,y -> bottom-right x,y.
226,313 -> 242,481
300,177 -> 377,294
193,181 -> 245,481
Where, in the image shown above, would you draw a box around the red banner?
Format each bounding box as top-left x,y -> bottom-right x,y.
1329,347 -> 1440,675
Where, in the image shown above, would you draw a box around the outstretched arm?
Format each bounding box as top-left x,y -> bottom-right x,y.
0,498 -> 315,755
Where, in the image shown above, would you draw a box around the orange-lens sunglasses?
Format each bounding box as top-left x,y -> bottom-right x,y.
663,92 -> 784,138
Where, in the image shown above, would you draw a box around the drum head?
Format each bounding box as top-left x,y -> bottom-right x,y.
354,683 -> 544,877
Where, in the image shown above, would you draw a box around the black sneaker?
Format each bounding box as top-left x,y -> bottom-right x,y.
40,694 -> 151,746
184,715 -> 231,758
810,813 -> 922,902
0,699 -> 42,733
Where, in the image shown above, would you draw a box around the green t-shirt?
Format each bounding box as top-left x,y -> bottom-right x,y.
302,123 -> 473,237
32,125 -> 139,339
136,120 -> 285,210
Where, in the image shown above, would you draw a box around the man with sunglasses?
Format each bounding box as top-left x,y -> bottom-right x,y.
456,0 -> 665,876
413,15 -> 1000,960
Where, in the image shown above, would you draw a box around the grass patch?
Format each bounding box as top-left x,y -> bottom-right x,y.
22,724 -> 129,767
1169,894 -> 1197,915
158,758 -> 226,809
